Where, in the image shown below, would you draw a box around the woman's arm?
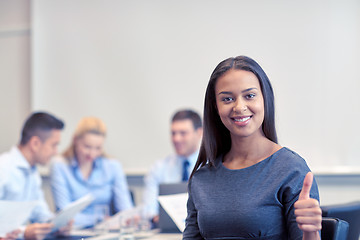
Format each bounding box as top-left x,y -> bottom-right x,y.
50,161 -> 72,211
112,161 -> 133,212
182,187 -> 204,240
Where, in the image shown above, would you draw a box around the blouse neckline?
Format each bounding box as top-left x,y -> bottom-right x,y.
218,147 -> 286,171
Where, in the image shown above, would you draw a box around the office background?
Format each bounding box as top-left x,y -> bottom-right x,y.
1,0 -> 360,206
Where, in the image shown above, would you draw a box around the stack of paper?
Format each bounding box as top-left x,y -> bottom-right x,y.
0,201 -> 37,237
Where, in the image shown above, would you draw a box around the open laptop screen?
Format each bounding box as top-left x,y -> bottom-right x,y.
158,182 -> 188,233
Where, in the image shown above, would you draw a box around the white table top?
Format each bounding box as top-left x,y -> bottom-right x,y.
71,229 -> 182,240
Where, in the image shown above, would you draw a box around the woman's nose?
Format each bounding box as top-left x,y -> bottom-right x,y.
233,100 -> 248,113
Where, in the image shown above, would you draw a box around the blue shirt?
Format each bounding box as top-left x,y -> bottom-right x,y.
0,146 -> 53,223
50,155 -> 133,228
143,151 -> 198,218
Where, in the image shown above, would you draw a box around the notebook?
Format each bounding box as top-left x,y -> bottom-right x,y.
158,182 -> 188,233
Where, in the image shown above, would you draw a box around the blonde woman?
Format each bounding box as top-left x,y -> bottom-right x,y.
50,117 -> 133,228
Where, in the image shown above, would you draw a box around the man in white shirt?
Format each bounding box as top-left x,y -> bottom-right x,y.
143,109 -> 203,225
0,112 -> 71,240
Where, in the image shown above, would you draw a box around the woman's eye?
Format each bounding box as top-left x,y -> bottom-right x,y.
222,97 -> 234,103
245,93 -> 256,99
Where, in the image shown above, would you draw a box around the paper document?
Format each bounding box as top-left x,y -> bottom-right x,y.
158,193 -> 188,232
93,207 -> 136,231
0,201 -> 37,237
51,193 -> 94,231
93,210 -> 122,231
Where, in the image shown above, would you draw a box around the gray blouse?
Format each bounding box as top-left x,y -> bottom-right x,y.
183,147 -> 319,240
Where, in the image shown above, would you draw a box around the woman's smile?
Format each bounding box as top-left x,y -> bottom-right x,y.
232,116 -> 252,126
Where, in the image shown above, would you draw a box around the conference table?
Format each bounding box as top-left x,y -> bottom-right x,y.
52,229 -> 182,240
88,232 -> 181,240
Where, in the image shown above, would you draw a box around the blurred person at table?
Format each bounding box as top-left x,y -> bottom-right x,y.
143,109 -> 203,225
50,117 -> 133,229
0,112 -> 72,240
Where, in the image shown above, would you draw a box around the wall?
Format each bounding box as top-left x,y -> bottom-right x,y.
31,0 -> 360,174
0,0 -> 31,152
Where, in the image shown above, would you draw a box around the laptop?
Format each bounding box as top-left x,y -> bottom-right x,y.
158,182 -> 188,233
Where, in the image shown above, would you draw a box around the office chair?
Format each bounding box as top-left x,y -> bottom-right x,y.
321,217 -> 349,240
321,201 -> 360,240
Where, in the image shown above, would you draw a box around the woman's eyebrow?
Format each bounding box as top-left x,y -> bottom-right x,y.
218,91 -> 232,95
218,87 -> 258,95
242,87 -> 258,93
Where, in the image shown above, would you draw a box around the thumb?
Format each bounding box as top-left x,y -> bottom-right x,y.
298,172 -> 313,200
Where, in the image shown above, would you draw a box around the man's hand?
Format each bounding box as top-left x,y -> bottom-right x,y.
294,172 -> 322,240
24,223 -> 53,240
152,215 -> 159,224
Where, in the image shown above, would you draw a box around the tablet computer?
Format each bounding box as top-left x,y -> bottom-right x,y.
51,194 -> 94,231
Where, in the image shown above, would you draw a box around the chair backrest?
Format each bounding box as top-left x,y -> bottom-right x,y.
321,201 -> 360,240
321,217 -> 349,240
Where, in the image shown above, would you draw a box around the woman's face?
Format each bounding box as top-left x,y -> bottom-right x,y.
74,132 -> 105,164
215,69 -> 265,139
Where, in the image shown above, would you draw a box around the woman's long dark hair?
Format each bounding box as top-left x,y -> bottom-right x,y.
190,56 -> 277,178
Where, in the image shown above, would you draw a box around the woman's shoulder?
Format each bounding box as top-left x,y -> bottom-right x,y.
270,147 -> 312,177
50,155 -> 72,176
51,155 -> 70,166
192,159 -> 219,179
274,147 -> 307,165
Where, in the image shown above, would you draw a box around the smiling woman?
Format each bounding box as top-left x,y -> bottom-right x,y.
183,56 -> 322,240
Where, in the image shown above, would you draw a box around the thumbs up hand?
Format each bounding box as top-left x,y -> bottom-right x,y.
294,172 -> 322,239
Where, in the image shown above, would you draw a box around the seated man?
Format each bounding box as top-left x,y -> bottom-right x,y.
0,112 -> 72,240
143,109 -> 203,224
